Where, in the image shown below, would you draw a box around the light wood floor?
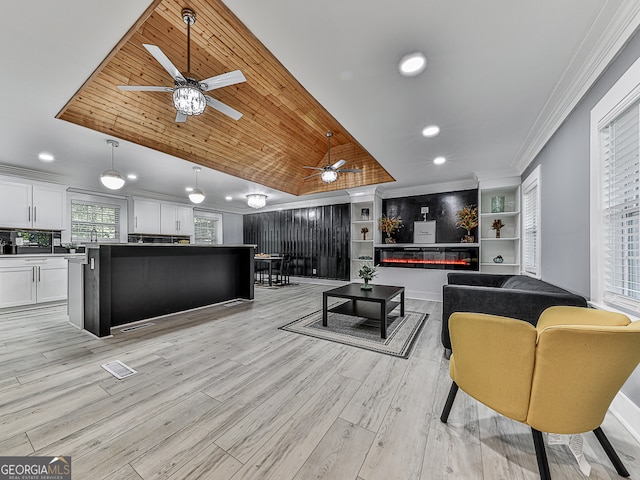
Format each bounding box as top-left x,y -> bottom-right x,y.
1,283 -> 639,480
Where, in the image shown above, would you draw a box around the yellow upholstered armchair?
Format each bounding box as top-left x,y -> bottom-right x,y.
440,306 -> 640,479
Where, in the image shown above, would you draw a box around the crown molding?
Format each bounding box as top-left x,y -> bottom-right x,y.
377,178 -> 478,199
0,164 -> 67,185
512,1 -> 640,173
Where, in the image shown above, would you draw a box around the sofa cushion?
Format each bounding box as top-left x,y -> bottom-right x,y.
501,276 -> 572,295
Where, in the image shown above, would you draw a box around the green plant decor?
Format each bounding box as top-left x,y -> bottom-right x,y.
358,263 -> 378,290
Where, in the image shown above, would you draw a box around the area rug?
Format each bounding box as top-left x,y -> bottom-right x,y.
280,306 -> 428,358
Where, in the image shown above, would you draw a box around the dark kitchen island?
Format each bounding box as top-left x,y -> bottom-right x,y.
79,244 -> 255,337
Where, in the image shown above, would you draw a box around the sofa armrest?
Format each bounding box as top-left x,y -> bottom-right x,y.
441,285 -> 588,349
536,305 -> 630,331
447,272 -> 512,287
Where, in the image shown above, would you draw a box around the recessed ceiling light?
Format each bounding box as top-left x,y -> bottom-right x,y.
185,187 -> 194,192
434,156 -> 446,165
422,125 -> 440,137
38,152 -> 55,162
225,196 -> 232,201
399,52 -> 427,76
127,173 -> 138,180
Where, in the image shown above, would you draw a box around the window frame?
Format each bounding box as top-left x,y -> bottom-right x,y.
522,165 -> 541,278
590,55 -> 640,312
193,210 -> 223,245
65,191 -> 128,244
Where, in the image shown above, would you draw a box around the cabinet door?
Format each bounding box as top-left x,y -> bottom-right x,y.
37,264 -> 68,303
160,204 -> 178,235
132,200 -> 161,234
176,206 -> 194,236
0,266 -> 37,308
0,180 -> 31,228
32,184 -> 65,230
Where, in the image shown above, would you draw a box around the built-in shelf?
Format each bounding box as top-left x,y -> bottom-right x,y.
351,200 -> 375,280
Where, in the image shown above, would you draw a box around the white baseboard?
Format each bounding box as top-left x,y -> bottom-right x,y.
610,391 -> 640,444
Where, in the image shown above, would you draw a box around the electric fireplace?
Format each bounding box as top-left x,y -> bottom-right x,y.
375,246 -> 479,271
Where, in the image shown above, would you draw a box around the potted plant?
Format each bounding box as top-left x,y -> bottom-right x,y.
62,242 -> 78,253
360,226 -> 369,240
378,214 -> 403,243
358,263 -> 378,290
491,218 -> 505,238
456,205 -> 478,243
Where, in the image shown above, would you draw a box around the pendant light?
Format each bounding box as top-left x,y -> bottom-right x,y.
100,140 -> 125,190
189,166 -> 205,204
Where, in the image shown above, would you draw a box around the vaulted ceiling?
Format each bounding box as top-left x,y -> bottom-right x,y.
57,0 -> 394,196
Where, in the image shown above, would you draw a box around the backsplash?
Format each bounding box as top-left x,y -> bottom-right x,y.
0,229 -> 61,254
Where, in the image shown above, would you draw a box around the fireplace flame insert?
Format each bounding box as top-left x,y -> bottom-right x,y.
375,246 -> 479,271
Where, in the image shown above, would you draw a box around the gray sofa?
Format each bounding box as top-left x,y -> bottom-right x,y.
441,273 -> 588,357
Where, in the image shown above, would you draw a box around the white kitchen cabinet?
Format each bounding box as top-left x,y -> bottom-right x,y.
0,179 -> 65,230
0,257 -> 68,308
161,204 -> 194,236
129,198 -> 161,234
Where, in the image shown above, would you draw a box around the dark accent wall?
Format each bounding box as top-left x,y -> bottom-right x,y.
243,204 -> 350,280
382,189 -> 479,244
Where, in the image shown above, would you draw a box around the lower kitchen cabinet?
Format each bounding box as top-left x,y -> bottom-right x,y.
0,257 -> 68,308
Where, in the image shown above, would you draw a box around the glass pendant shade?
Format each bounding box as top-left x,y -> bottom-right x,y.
100,169 -> 125,190
101,140 -> 125,190
188,188 -> 205,204
188,166 -> 205,204
173,83 -> 206,116
247,194 -> 267,209
321,169 -> 338,184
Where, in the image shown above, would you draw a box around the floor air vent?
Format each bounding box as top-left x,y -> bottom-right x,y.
102,360 -> 137,380
120,323 -> 155,332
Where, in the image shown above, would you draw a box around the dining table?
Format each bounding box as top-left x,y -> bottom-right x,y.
254,255 -> 282,286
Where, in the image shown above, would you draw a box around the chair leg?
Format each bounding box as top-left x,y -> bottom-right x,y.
531,428 -> 551,480
593,427 -> 630,477
440,381 -> 459,423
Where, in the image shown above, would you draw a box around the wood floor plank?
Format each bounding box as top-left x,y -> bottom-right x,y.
292,418 -> 375,480
0,432 -> 34,456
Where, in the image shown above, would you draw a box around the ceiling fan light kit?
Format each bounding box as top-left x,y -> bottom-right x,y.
303,132 -> 362,183
100,139 -> 125,190
117,8 -> 246,123
188,166 -> 205,204
247,194 -> 267,209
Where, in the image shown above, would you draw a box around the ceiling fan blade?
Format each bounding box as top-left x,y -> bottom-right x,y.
332,159 -> 347,169
117,85 -> 172,92
175,112 -> 187,123
205,96 -> 243,120
143,44 -> 185,82
303,166 -> 324,170
337,168 -> 363,173
200,70 -> 247,91
303,172 -> 322,180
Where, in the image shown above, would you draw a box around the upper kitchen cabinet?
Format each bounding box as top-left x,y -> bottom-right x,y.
160,204 -> 193,236
129,197 -> 161,234
0,178 -> 66,230
129,197 -> 193,236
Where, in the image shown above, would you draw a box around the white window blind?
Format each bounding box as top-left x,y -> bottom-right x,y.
601,101 -> 640,313
71,201 -> 120,242
194,214 -> 220,245
523,182 -> 538,274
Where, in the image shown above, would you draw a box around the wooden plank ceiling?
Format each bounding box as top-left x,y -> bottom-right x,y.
57,0 -> 395,196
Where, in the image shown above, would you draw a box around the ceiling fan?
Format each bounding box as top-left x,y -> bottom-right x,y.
118,8 -> 246,123
304,132 -> 362,183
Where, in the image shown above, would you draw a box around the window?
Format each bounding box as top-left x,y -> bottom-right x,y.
600,102 -> 640,312
591,55 -> 640,314
522,166 -> 541,278
194,211 -> 223,245
71,201 -> 120,242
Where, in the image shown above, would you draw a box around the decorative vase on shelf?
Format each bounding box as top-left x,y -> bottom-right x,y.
362,233 -> 367,240
495,230 -> 501,239
493,255 -> 504,264
384,235 -> 396,244
462,231 -> 474,243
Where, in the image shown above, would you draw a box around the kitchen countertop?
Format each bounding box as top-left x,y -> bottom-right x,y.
0,253 -> 86,259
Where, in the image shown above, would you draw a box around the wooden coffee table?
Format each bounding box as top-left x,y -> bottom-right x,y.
322,283 -> 405,339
